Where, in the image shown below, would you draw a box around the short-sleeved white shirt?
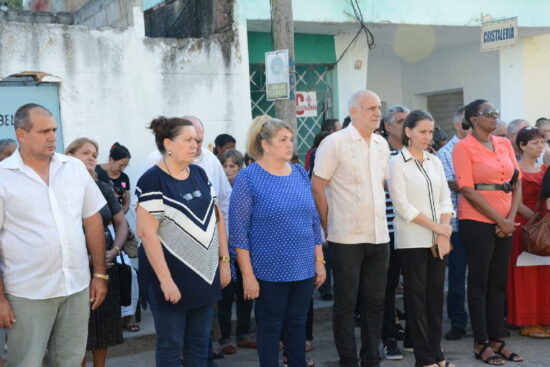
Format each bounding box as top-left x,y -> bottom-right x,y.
314,124 -> 390,244
0,150 -> 106,299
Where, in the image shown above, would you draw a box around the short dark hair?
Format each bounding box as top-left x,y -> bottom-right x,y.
321,119 -> 340,132
401,110 -> 434,147
342,115 -> 351,128
463,99 -> 488,129
313,131 -> 332,149
243,152 -> 255,166
109,142 -> 131,161
149,117 -> 193,154
14,103 -> 52,132
214,134 -> 236,155
0,139 -> 16,154
516,126 -> 545,153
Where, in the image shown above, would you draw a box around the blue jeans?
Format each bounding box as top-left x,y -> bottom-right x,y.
148,287 -> 215,367
255,278 -> 314,367
447,231 -> 468,330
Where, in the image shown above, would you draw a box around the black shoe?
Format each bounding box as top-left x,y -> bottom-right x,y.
211,350 -> 224,360
383,339 -> 403,360
396,308 -> 406,321
445,327 -> 466,341
320,292 -> 334,301
393,324 -> 405,341
354,313 -> 361,327
402,337 -> 414,352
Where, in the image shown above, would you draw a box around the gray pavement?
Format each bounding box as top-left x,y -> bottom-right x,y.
86,293 -> 550,367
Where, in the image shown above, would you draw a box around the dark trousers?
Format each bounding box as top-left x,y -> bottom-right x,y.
255,278 -> 314,367
398,248 -> 445,367
306,298 -> 314,341
217,266 -> 254,344
318,244 -> 333,295
331,242 -> 389,367
381,233 -> 401,343
447,231 -> 468,330
460,220 -> 512,344
148,287 -> 214,367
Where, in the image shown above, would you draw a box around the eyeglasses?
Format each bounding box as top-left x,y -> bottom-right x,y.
477,109 -> 500,119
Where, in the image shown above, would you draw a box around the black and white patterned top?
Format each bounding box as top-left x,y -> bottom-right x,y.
136,164 -> 221,311
385,146 -> 399,233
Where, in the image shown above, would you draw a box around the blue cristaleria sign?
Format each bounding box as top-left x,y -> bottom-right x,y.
484,27 -> 514,43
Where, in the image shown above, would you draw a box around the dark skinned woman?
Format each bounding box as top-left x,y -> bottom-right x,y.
452,99 -> 523,366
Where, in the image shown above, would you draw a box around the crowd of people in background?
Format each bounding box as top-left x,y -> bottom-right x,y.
0,90 -> 549,367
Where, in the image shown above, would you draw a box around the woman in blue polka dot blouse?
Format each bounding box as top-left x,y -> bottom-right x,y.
229,115 -> 326,367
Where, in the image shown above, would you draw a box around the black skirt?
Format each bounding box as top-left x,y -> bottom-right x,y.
86,231 -> 124,351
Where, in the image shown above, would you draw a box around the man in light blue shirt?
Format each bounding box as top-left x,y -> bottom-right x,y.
436,105 -> 470,341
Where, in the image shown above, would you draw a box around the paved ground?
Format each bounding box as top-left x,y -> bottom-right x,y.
85,293 -> 550,367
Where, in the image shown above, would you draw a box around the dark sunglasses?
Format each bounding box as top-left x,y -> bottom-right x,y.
477,109 -> 500,118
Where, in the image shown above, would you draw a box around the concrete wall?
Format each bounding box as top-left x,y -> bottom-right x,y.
0,7 -> 252,185
498,33 -> 550,124
367,41 -> 501,117
334,32 -> 369,120
74,0 -> 141,28
237,0 -> 550,28
366,48 -> 403,108
0,9 -> 73,24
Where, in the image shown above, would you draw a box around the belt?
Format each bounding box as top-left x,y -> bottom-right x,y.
474,183 -> 512,193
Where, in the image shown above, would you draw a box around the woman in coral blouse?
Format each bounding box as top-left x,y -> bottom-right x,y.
452,99 -> 523,366
506,126 -> 550,338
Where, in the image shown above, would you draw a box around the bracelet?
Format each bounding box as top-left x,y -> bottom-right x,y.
93,273 -> 109,281
316,257 -> 326,264
219,256 -> 230,263
113,246 -> 121,255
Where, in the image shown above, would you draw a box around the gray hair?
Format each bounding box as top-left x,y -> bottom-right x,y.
507,119 -> 529,137
452,105 -> 466,124
0,139 -> 16,154
246,115 -> 294,160
497,120 -> 508,128
347,90 -> 378,111
383,105 -> 410,124
220,149 -> 245,168
14,103 -> 52,132
535,118 -> 549,128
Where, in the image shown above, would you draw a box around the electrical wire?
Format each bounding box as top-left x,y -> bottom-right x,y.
328,0 -> 376,70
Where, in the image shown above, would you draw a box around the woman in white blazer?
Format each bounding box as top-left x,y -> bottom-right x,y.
388,110 -> 455,367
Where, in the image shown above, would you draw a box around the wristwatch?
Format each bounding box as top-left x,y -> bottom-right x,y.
219,256 -> 230,263
93,273 -> 109,281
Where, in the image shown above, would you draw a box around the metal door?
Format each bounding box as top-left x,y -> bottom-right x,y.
250,64 -> 334,163
0,77 -> 64,152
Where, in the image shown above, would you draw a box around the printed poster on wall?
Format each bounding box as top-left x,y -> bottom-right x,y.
296,91 -> 317,117
265,49 -> 290,100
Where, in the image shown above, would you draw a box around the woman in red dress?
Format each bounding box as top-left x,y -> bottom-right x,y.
507,126 -> 550,338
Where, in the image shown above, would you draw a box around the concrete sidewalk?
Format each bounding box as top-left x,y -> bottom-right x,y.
86,291 -> 550,366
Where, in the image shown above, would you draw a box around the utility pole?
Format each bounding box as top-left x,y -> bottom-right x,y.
270,0 -> 297,132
